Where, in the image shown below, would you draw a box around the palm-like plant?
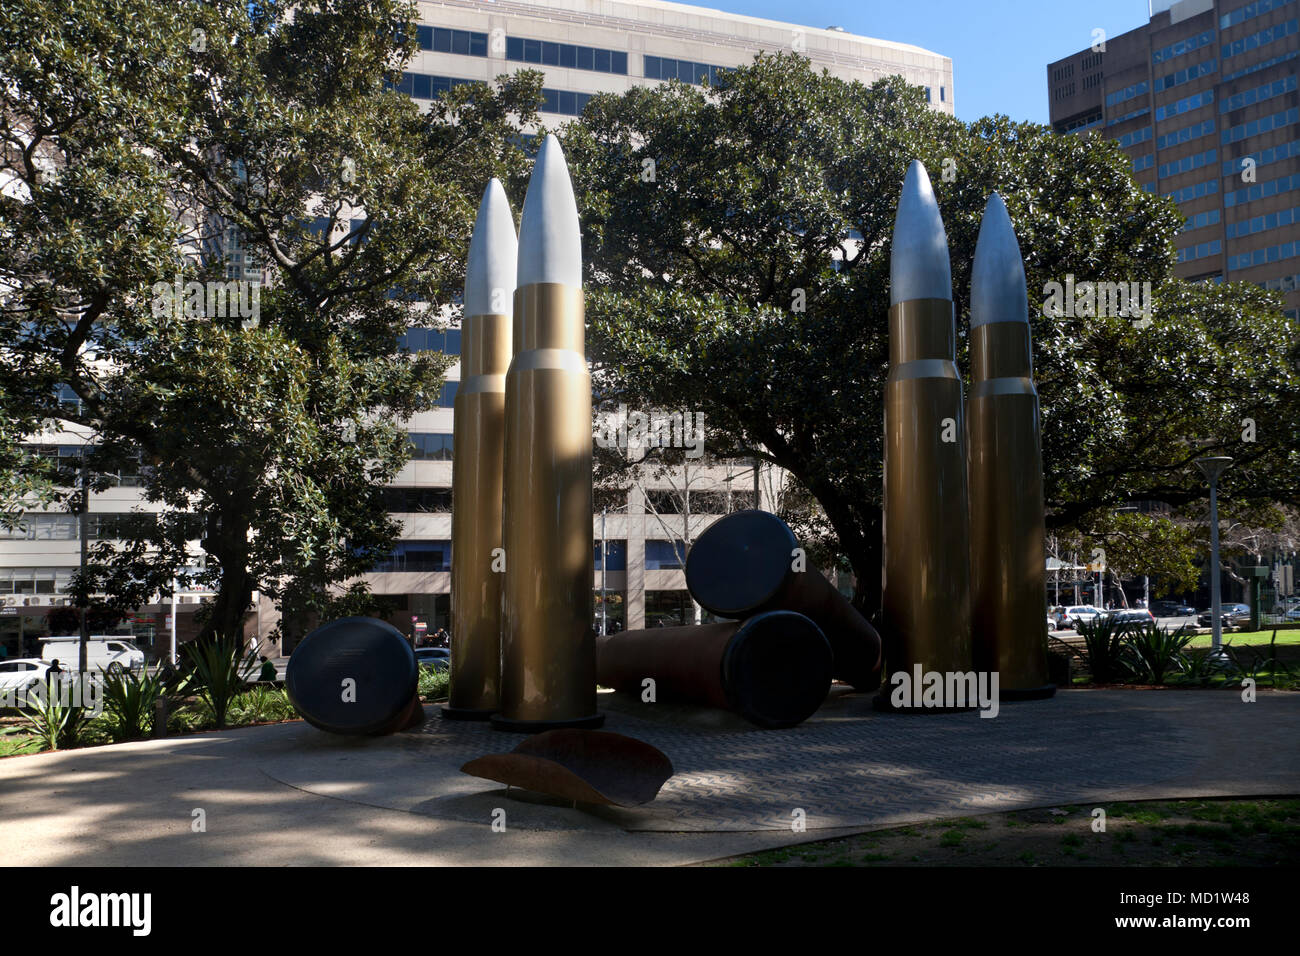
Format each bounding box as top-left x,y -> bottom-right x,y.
101,663 -> 170,741
182,636 -> 258,729
1124,623 -> 1195,685
1076,615 -> 1137,684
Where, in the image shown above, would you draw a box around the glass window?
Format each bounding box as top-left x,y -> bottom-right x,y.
594,540 -> 627,571
644,55 -> 660,79
469,32 -> 487,57
451,30 -> 470,56
542,41 -> 559,66
417,26 -> 433,50
612,51 -> 628,74
506,36 -> 523,60
577,46 -> 594,71
559,43 -> 576,68
412,73 -> 431,99
433,28 -> 451,53
645,539 -> 686,570
595,49 -> 611,72
524,39 -> 542,63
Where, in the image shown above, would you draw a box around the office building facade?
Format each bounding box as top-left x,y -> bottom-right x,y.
1047,0 -> 1300,321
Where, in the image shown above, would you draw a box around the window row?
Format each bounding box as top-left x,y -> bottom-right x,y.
388,72 -> 477,100
1153,29 -> 1215,65
1223,170 -> 1300,206
1156,88 -> 1214,121
1116,125 -> 1153,148
408,433 -> 454,461
1222,105 -> 1299,143
1220,74 -> 1297,113
643,56 -> 730,86
1222,137 -> 1300,175
1156,117 -> 1215,150
540,88 -> 594,116
1223,48 -> 1298,82
505,37 -> 628,74
1160,147 -> 1216,178
1259,271 -> 1300,291
1165,178 -> 1219,202
1226,205 -> 1298,238
1133,153 -> 1155,172
1184,208 -> 1221,231
367,539 -> 691,574
1221,16 -> 1297,58
1155,56 -> 1216,92
398,327 -> 461,355
1221,0 -> 1295,30
1227,238 -> 1299,270
1106,80 -> 1148,107
1107,106 -> 1150,126
0,568 -> 71,595
414,26 -> 488,57
1176,239 -> 1222,262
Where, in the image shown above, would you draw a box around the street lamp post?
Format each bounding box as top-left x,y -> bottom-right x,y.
600,507 -> 607,636
1195,456 -> 1234,654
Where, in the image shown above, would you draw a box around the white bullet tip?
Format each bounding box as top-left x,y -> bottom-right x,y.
970,193 -> 1028,328
465,178 -> 518,317
517,134 -> 582,288
890,160 -> 952,304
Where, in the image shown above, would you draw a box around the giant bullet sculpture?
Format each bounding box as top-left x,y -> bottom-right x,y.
444,179 -> 517,720
286,617 -> 424,735
684,509 -> 882,690
880,160 -> 973,709
494,135 -> 602,731
596,611 -> 834,729
968,194 -> 1054,699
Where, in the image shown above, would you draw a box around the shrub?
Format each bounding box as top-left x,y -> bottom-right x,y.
100,663 -> 170,741
418,666 -> 450,702
1124,623 -> 1194,685
182,636 -> 258,729
1076,616 -> 1137,684
19,674 -> 96,751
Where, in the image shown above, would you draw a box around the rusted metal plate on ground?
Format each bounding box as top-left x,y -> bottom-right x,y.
460,729 -> 674,806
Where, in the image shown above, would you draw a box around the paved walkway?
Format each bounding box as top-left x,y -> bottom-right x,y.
1,688 -> 1296,865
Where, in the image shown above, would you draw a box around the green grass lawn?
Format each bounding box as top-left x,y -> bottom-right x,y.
714,798 -> 1300,867
1185,628 -> 1300,648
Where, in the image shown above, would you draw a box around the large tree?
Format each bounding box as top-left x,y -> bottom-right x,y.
564,53 -> 1300,616
0,0 -> 542,642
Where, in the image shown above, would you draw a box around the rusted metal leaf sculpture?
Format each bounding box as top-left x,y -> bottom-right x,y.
460,729 -> 673,807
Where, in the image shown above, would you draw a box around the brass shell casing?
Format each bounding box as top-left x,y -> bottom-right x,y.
968,320 -> 1052,694
496,283 -> 601,730
882,298 -> 974,684
446,312 -> 512,718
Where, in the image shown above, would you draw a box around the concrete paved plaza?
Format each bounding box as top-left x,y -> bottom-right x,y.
1,688 -> 1296,865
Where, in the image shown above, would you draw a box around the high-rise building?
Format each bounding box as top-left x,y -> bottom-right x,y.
1047,0 -> 1299,321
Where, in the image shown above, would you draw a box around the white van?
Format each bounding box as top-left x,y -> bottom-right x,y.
39,636 -> 145,671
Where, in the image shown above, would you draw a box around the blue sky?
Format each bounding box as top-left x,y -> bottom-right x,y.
701,0 -> 1155,123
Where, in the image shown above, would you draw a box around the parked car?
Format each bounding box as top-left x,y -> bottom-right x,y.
1285,607 -> 1300,621
1150,600 -> 1195,617
1197,603 -> 1251,627
1063,605 -> 1103,629
39,635 -> 144,671
0,658 -> 52,707
1108,608 -> 1156,628
414,647 -> 450,671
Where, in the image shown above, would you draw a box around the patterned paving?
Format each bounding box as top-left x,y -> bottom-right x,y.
362,688 -> 1212,832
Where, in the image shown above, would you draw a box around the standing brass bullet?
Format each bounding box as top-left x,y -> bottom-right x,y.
879,160 -> 973,709
968,194 -> 1054,699
443,179 -> 516,720
493,135 -> 602,731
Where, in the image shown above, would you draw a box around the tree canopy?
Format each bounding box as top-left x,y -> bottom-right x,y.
0,0 -> 542,641
564,53 -> 1300,613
